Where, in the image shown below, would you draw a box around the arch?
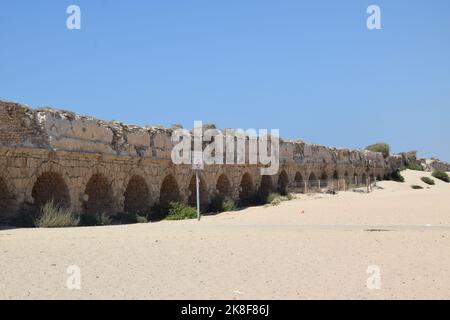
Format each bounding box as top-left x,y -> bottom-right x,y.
377,175 -> 382,181
353,173 -> 359,185
124,175 -> 150,215
277,170 -> 289,195
308,172 -> 318,190
361,173 -> 367,185
84,173 -> 113,214
32,172 -> 70,210
333,170 -> 339,180
216,174 -> 232,198
331,170 -> 340,190
320,172 -> 328,188
369,174 -> 375,183
159,175 -> 182,208
344,171 -> 349,182
239,173 -> 255,206
294,172 -> 305,193
0,176 -> 11,215
259,175 -> 273,200
188,174 -> 209,210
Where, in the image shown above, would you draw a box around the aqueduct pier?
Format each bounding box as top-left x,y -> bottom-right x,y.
0,101 -> 389,222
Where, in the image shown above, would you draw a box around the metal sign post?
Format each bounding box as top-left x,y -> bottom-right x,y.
196,171 -> 200,221
192,151 -> 204,221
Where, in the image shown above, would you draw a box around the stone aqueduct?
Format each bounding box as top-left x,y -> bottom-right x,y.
0,101 -> 388,222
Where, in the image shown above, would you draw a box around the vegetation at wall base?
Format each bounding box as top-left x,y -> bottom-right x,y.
421,177 -> 435,185
165,202 -> 197,220
208,196 -> 238,213
432,170 -> 450,183
400,163 -> 424,171
80,212 -> 112,226
390,170 -> 405,182
266,192 -> 295,206
136,215 -> 148,223
113,212 -> 138,224
34,201 -> 80,228
221,197 -> 237,212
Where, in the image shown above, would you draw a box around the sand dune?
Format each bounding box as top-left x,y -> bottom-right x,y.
1,170 -> 449,299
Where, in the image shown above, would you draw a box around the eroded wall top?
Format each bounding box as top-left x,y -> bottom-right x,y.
0,100 -> 386,167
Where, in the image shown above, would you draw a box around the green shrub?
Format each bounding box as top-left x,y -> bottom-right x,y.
222,197 -> 237,212
13,208 -> 38,228
238,192 -> 259,207
270,197 -> 282,206
265,192 -> 294,206
136,215 -> 148,223
365,143 -> 390,158
114,212 -> 138,224
80,212 -> 112,226
208,196 -> 237,212
148,204 -> 168,222
34,201 -> 79,228
400,163 -> 424,171
286,193 -> 296,200
266,192 -> 281,204
432,170 -> 450,183
165,202 -> 197,220
411,185 -> 424,190
79,212 -> 98,226
390,170 -> 405,182
421,177 -> 435,185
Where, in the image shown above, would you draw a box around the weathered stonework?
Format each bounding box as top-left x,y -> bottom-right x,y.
0,100 -> 389,222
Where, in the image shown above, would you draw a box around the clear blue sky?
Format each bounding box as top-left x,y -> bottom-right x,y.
1,1 -> 449,160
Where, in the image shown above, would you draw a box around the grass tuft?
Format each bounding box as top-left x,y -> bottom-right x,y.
421,177 -> 435,185
34,201 -> 79,228
432,170 -> 450,183
265,192 -> 295,206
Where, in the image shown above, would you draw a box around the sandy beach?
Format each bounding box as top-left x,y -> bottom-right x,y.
1,169 -> 449,300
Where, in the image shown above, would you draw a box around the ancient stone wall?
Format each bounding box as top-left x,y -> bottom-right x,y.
0,101 -> 388,222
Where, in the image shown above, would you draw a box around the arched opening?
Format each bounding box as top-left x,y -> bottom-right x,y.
308,172 -> 318,190
124,175 -> 149,215
188,174 -> 208,211
353,173 -> 359,186
239,173 -> 254,206
0,177 -> 11,217
332,170 -> 339,190
377,175 -> 382,181
259,175 -> 273,201
369,174 -> 374,183
344,171 -> 349,183
84,173 -> 113,214
216,174 -> 232,199
320,172 -> 328,188
333,171 -> 339,180
362,173 -> 367,185
32,172 -> 70,210
294,172 -> 304,193
159,175 -> 182,208
277,170 -> 289,195
208,174 -> 233,212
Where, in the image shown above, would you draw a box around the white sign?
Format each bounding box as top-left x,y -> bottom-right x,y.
192,151 -> 204,170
